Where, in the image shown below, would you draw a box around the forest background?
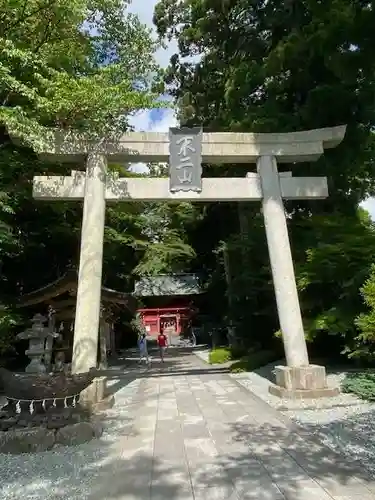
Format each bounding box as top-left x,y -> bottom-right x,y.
2,0 -> 375,368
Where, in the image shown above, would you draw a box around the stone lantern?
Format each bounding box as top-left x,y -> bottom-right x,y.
17,314 -> 59,373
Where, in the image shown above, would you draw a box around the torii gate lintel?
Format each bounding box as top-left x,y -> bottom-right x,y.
9,125 -> 345,164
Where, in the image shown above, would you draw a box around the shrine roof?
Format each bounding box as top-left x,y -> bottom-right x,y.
134,274 -> 202,297
17,269 -> 137,313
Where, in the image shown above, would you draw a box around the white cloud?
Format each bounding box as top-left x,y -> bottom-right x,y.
129,108 -> 178,173
129,107 -> 177,133
149,108 -> 178,132
127,0 -> 178,69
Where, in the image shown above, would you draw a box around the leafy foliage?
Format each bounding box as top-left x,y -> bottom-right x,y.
2,0 -> 375,366
0,307 -> 20,356
342,371 -> 375,401
208,346 -> 278,372
294,211 -> 375,349
354,264 -> 375,360
132,166 -> 198,276
0,0 -> 164,142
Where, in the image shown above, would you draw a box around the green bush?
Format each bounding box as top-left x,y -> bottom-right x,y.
230,350 -> 277,373
342,371 -> 375,401
353,263 -> 375,360
229,345 -> 248,360
209,347 -> 232,364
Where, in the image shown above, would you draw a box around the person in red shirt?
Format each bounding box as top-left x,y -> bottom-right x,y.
157,332 -> 168,362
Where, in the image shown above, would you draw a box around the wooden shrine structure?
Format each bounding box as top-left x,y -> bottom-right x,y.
17,269 -> 137,370
134,274 -> 201,342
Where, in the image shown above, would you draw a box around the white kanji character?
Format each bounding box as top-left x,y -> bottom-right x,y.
178,168 -> 193,183
176,160 -> 194,169
176,136 -> 196,156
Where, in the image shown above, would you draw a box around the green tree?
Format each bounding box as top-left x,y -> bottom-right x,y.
0,0 -> 163,141
154,0 -> 375,358
155,0 -> 375,204
0,0 -> 165,354
132,164 -> 198,276
354,255 -> 375,361
294,209 -> 375,356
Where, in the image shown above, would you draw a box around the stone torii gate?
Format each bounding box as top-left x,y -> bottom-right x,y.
11,125 -> 346,404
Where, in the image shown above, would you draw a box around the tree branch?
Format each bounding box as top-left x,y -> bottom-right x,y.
0,0 -> 58,37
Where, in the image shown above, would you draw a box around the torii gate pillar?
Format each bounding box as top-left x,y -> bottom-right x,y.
71,154 -> 107,408
256,155 -> 338,398
257,155 -> 309,367
12,125 -> 346,402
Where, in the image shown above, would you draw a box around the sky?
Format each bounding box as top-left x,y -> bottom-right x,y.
126,0 -> 375,218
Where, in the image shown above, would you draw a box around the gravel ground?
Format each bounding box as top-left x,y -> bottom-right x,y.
0,378 -> 142,500
196,349 -> 375,478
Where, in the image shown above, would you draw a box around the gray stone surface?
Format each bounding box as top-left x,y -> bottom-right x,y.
0,417 -> 103,454
55,421 -> 99,447
230,358 -> 375,479
257,154 -> 309,369
275,364 -> 327,389
21,125 -> 346,163
33,171 -> 332,203
0,427 -> 55,454
71,154 -> 106,380
1,349 -> 375,499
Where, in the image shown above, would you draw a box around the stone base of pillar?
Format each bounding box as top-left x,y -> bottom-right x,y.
269,365 -> 340,399
79,376 -> 115,413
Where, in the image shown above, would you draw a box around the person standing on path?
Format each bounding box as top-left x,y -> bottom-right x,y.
157,332 -> 167,363
138,332 -> 149,365
133,312 -> 150,365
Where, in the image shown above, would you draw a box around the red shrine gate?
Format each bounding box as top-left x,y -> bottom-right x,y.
137,306 -> 194,339
134,274 -> 202,341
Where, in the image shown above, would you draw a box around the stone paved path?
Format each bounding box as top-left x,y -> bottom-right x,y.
2,348 -> 375,499
102,349 -> 375,499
